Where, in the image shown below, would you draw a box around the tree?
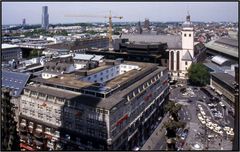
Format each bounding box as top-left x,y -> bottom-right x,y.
188,63 -> 210,86
162,100 -> 185,150
1,89 -> 20,151
164,100 -> 182,121
27,49 -> 42,59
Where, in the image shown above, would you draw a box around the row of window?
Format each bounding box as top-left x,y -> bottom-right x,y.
86,128 -> 107,138
127,73 -> 162,102
20,119 -> 60,137
26,90 -> 64,103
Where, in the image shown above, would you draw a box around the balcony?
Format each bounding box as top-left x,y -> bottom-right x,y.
55,143 -> 63,150
33,130 -> 44,138
20,121 -> 27,127
19,126 -> 27,133
47,141 -> 54,149
44,132 -> 53,140
20,134 -> 28,143
20,143 -> 34,151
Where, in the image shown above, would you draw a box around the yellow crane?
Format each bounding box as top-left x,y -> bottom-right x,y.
65,11 -> 123,50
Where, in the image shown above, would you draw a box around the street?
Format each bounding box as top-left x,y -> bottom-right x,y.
140,81 -> 234,150
170,83 -> 233,150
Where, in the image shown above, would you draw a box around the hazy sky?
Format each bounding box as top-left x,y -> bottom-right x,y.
2,2 -> 238,25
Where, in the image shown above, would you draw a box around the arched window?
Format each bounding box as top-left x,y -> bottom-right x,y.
177,51 -> 180,70
171,51 -> 174,70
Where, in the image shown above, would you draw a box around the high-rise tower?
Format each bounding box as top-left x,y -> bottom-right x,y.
137,21 -> 142,34
22,18 -> 26,27
42,6 -> 49,29
144,18 -> 150,30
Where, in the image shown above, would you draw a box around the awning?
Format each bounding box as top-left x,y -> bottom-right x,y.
20,143 -> 34,151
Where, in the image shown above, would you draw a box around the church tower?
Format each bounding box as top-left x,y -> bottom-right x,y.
181,12 -> 194,57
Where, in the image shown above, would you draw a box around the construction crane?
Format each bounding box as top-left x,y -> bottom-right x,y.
65,11 -> 123,50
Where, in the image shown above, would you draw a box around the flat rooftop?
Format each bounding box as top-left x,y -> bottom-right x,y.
25,84 -> 81,99
205,38 -> 238,58
211,72 -> 236,90
2,43 -> 19,49
27,60 -> 166,109
33,60 -> 154,89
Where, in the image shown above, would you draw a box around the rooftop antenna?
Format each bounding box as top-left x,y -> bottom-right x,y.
187,4 -> 190,15
186,5 -> 191,22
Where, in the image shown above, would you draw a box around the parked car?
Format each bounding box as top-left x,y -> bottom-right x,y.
133,147 -> 140,151
193,87 -> 199,91
210,108 -> 218,112
176,128 -> 183,136
180,129 -> 189,140
219,101 -> 225,107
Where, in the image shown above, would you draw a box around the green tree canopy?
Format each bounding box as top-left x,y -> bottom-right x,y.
188,63 -> 210,86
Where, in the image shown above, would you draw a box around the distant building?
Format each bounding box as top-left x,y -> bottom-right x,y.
42,6 -> 49,29
144,18 -> 150,30
22,18 -> 26,26
1,44 -> 22,62
210,72 -> 236,107
46,37 -> 109,52
18,59 -> 169,150
205,37 -> 238,61
2,70 -> 31,123
41,56 -> 75,79
137,21 -> 142,34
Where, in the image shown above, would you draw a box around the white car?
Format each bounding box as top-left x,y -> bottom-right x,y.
133,147 -> 140,151
219,102 -> 225,107
211,108 -> 217,112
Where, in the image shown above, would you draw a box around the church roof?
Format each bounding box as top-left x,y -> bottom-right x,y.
182,50 -> 193,61
121,34 -> 182,49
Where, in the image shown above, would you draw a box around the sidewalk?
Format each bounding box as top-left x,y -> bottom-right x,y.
141,113 -> 169,150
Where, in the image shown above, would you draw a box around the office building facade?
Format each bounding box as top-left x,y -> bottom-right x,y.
18,58 -> 169,150
210,72 -> 237,107
2,44 -> 22,62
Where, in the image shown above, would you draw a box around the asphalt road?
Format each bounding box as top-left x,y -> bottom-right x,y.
170,83 -> 233,150
142,82 -> 234,151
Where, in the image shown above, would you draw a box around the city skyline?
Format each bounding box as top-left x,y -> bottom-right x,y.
2,2 -> 238,25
